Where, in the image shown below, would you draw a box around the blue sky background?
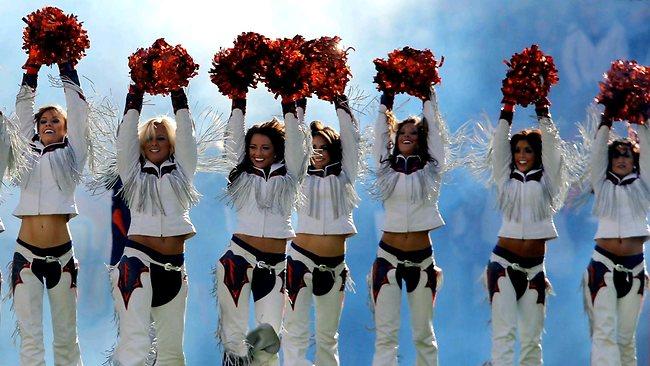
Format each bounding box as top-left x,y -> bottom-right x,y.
0,0 -> 648,364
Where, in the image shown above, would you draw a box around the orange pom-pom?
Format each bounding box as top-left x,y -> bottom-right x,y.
501,44 -> 558,107
260,35 -> 311,103
596,60 -> 650,125
373,47 -> 443,100
301,36 -> 352,102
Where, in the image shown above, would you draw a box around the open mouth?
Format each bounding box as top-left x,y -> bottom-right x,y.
402,140 -> 413,145
149,148 -> 160,153
254,158 -> 265,162
518,160 -> 528,165
44,129 -> 55,134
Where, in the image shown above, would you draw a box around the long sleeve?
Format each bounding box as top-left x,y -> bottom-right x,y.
637,121 -> 650,184
492,119 -> 512,185
284,108 -> 309,181
373,104 -> 391,168
116,92 -> 143,183
0,113 -> 11,181
590,125 -> 610,190
224,101 -> 246,171
16,77 -> 36,141
336,101 -> 360,182
422,88 -> 446,171
59,63 -> 89,169
171,90 -> 197,177
539,115 -> 563,189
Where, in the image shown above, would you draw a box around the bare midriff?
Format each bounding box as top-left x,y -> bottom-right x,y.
381,230 -> 431,251
497,237 -> 547,257
19,215 -> 71,247
235,233 -> 287,254
294,233 -> 347,257
129,235 -> 186,255
596,237 -> 645,256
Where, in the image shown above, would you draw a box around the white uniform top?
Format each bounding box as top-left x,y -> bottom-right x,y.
225,107 -> 309,239
0,113 -> 13,232
372,92 -> 446,233
492,117 -> 563,240
591,123 -> 650,239
13,82 -> 89,219
296,107 -> 360,235
117,106 -> 198,239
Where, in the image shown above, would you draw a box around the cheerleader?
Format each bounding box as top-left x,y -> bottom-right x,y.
109,84 -> 198,365
583,110 -> 649,366
485,100 -> 564,366
216,97 -> 309,365
282,95 -> 360,366
11,58 -> 88,365
369,87 -> 445,366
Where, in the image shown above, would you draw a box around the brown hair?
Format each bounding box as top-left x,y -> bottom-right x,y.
34,105 -> 67,132
607,138 -> 640,174
384,112 -> 435,165
510,129 -> 542,170
228,118 -> 286,184
310,120 -> 342,165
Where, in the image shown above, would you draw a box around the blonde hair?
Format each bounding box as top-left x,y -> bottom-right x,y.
137,116 -> 177,156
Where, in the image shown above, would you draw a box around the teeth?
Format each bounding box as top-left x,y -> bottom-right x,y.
518,160 -> 527,164
403,140 -> 412,144
150,149 -> 160,153
44,129 -> 54,134
254,158 -> 264,162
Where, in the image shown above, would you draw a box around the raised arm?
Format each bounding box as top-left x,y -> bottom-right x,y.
170,89 -> 197,177
224,98 -> 247,170
537,105 -> 563,188
373,92 -> 394,168
116,87 -> 144,182
16,69 -> 38,141
0,113 -> 11,181
59,62 -> 90,168
492,106 -> 514,185
590,115 -> 611,189
422,87 -> 446,171
283,101 -> 309,180
335,95 -> 361,182
637,117 -> 650,184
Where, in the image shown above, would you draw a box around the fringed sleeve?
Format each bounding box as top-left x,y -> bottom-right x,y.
373,104 -> 391,168
637,121 -> 650,184
590,124 -> 610,191
59,63 -> 90,170
116,97 -> 142,189
283,109 -> 310,183
422,88 -> 446,173
337,102 -> 361,182
16,80 -> 36,141
492,119 -> 512,186
171,89 -> 198,177
0,114 -> 11,181
223,104 -> 246,172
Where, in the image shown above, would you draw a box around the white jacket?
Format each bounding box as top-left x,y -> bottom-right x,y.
224,107 -> 309,239
591,123 -> 650,239
0,113 -> 14,232
492,117 -> 563,240
296,106 -> 360,235
372,92 -> 446,233
117,103 -> 198,238
13,80 -> 89,219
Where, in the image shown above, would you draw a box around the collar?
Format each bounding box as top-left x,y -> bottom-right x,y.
140,156 -> 177,177
391,154 -> 425,174
247,162 -> 287,180
510,167 -> 543,182
308,161 -> 341,177
606,171 -> 638,186
31,135 -> 69,154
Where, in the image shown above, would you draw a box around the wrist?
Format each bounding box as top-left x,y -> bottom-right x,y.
380,92 -> 394,110
500,104 -> 514,124
232,98 -> 246,113
171,89 -> 188,113
599,113 -> 613,129
281,101 -> 296,116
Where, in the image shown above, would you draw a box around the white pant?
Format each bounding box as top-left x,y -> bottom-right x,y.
216,239 -> 286,366
109,246 -> 188,366
11,242 -> 82,366
487,252 -> 548,366
368,245 -> 442,366
583,249 -> 646,366
282,244 -> 348,366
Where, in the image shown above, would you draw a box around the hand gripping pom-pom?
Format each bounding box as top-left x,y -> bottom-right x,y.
128,38 -> 199,95
373,46 -> 444,101
260,35 -> 311,103
301,36 -> 352,102
501,44 -> 559,107
596,60 -> 650,125
210,32 -> 271,100
22,6 -> 90,67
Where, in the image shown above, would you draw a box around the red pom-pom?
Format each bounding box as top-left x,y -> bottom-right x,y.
260,35 -> 311,103
596,60 -> 650,125
128,38 -> 199,96
22,6 -> 90,67
373,47 -> 443,100
501,44 -> 558,107
210,32 -> 271,100
301,36 -> 352,102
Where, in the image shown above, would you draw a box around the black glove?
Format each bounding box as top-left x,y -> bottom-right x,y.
380,92 -> 394,110
171,89 -> 188,113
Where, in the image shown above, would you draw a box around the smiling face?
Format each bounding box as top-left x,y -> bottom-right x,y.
249,133 -> 275,169
514,140 -> 536,173
611,144 -> 635,177
37,109 -> 67,146
311,135 -> 331,169
142,123 -> 171,166
396,122 -> 419,156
